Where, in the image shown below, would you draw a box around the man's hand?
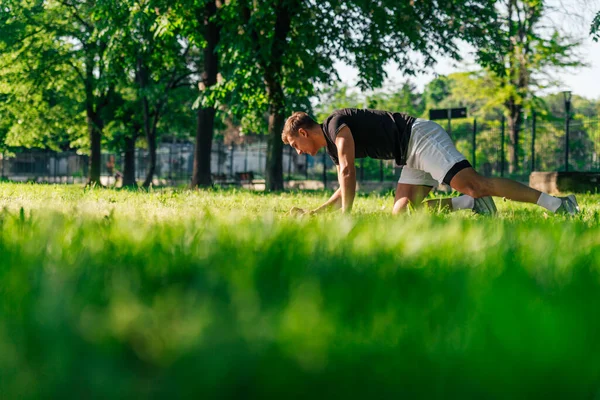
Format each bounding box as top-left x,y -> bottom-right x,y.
287,206 -> 315,217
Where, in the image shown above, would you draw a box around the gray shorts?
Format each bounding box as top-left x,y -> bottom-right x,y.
398,119 -> 467,187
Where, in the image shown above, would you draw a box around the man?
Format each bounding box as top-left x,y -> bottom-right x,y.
282,108 -> 580,216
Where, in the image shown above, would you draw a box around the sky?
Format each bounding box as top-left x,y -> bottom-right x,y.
335,1 -> 600,101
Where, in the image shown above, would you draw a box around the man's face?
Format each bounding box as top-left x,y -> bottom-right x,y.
288,129 -> 319,156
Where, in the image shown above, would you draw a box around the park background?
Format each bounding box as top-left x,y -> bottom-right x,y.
1,0 -> 600,190
2,1 -> 600,398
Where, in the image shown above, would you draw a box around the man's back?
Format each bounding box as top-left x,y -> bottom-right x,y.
321,108 -> 415,166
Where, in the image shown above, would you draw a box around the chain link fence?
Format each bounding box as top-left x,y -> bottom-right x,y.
1,116 -> 598,187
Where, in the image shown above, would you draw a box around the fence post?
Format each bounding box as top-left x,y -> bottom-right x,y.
287,145 -> 292,180
179,146 -> 184,181
531,110 -> 536,172
258,139 -> 262,175
217,141 -> 223,175
379,160 -> 383,182
500,115 -> 505,177
565,98 -> 571,172
229,143 -> 234,178
45,151 -> 49,182
244,143 -> 248,172
360,158 -> 364,182
66,153 -> 71,183
305,153 -> 308,180
169,144 -> 173,180
472,118 -> 477,169
322,149 -> 327,189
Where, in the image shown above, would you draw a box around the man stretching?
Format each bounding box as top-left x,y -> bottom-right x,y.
282,108 -> 579,216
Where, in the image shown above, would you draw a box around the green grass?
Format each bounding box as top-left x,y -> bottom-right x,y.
1,183 -> 600,398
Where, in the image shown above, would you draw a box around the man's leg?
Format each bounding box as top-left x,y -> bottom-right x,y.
448,167 -> 578,214
402,119 -> 577,215
423,196 -> 468,211
449,167 -> 539,203
392,183 -> 433,214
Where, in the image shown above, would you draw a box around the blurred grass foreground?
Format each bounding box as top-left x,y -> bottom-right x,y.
1,183 -> 600,398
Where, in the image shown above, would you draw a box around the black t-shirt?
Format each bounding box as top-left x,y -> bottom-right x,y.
321,108 -> 415,166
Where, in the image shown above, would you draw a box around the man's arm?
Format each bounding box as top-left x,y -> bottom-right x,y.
289,167 -> 342,216
335,126 -> 356,213
312,176 -> 342,214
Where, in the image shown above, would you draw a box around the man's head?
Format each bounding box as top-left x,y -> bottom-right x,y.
282,112 -> 325,156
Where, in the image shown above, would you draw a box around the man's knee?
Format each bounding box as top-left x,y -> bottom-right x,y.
392,196 -> 422,214
450,171 -> 491,198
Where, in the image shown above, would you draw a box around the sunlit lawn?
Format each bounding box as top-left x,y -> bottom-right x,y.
1,183 -> 600,398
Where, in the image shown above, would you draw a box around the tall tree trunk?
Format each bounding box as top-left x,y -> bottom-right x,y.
85,50 -> 102,186
122,133 -> 137,187
192,107 -> 216,187
142,133 -> 156,187
142,101 -> 157,188
507,97 -> 522,174
191,0 -> 220,188
265,91 -> 285,191
136,56 -> 157,189
87,116 -> 102,186
263,0 -> 293,191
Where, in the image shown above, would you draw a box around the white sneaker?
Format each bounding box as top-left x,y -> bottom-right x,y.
555,194 -> 580,215
473,196 -> 497,216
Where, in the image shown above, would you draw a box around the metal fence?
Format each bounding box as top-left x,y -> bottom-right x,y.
448,115 -> 600,179
1,116 -> 598,186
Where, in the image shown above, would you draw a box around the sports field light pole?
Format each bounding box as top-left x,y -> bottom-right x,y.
563,90 -> 572,172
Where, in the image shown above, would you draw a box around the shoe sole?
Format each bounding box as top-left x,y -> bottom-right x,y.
474,196 -> 497,215
567,194 -> 580,214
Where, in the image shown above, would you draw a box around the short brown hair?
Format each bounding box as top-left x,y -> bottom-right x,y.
282,112 -> 318,144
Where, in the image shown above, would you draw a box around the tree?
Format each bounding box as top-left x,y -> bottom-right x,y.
110,0 -> 195,188
314,85 -> 365,121
367,81 -> 425,118
475,0 -> 583,173
0,0 -> 119,185
102,89 -> 142,187
156,0 -> 224,188
190,0 -> 221,188
215,0 -> 500,191
0,1 -> 85,150
592,11 -> 600,41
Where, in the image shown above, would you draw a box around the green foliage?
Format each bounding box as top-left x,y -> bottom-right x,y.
423,72 -> 506,119
204,0 -> 502,134
591,11 -> 599,42
314,81 -> 425,123
314,84 -> 366,122
1,184 -> 600,397
0,0 -> 87,150
474,0 -> 583,104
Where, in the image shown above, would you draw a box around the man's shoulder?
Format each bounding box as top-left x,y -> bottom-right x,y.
326,108 -> 354,118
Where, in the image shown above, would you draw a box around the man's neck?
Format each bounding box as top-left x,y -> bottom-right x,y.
317,126 -> 327,149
